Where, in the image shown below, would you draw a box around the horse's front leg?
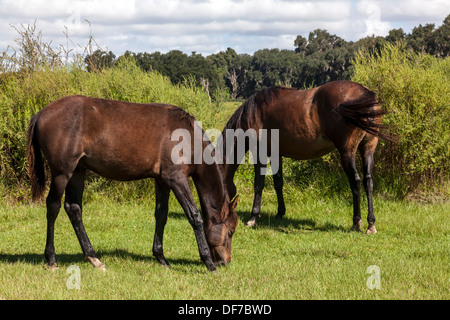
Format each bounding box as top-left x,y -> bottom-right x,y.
273,156 -> 286,219
170,176 -> 216,272
247,162 -> 266,227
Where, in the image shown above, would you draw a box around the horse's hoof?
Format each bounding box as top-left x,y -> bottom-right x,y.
207,264 -> 217,273
86,256 -> 107,271
154,254 -> 171,268
350,219 -> 362,232
366,224 -> 377,235
246,219 -> 257,227
48,263 -> 59,271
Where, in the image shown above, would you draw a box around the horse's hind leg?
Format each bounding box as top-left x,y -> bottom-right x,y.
64,168 -> 105,270
359,137 -> 378,234
152,179 -> 171,267
340,152 -> 362,232
273,157 -> 286,219
45,174 -> 69,270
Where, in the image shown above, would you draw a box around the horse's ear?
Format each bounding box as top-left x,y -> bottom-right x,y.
230,195 -> 239,211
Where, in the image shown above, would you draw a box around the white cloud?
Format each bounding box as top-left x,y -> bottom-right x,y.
366,0 -> 450,22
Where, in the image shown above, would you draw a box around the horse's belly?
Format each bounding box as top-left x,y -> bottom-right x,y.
279,135 -> 335,160
80,153 -> 160,181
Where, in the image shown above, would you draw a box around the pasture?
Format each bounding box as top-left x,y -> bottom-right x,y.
0,185 -> 448,300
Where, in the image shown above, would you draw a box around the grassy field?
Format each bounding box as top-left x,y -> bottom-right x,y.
0,99 -> 448,301
0,182 -> 448,300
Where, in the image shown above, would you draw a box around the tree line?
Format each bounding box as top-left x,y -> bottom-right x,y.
86,15 -> 450,100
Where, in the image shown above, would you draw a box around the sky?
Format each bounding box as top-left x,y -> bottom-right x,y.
0,0 -> 449,56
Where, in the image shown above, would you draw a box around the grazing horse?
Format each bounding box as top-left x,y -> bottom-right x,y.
27,95 -> 238,272
221,80 -> 391,234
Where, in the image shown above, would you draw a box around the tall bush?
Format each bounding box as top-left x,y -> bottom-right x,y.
351,43 -> 450,196
0,28 -> 211,201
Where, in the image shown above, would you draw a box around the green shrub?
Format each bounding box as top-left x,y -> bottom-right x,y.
351,43 -> 450,196
2,27 -> 448,203
0,56 -> 211,203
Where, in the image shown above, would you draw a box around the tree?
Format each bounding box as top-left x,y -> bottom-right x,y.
85,49 -> 116,72
207,48 -> 252,99
134,51 -> 162,72
114,16 -> 450,101
304,29 -> 347,55
188,51 -> 220,101
354,35 -> 386,55
294,35 -> 308,54
251,49 -> 301,89
386,28 -> 406,43
432,14 -> 450,57
294,29 -> 353,87
406,23 -> 435,53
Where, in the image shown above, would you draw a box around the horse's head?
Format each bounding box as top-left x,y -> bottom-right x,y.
205,195 -> 239,266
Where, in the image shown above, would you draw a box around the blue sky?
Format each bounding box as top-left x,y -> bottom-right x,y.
1,0 -> 449,56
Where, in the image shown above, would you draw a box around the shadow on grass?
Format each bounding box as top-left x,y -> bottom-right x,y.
168,209 -> 348,232
236,211 -> 348,233
0,249 -> 203,269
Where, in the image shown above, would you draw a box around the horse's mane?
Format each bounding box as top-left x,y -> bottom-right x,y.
224,86 -> 296,132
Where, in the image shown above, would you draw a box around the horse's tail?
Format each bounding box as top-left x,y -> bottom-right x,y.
333,89 -> 396,142
27,112 -> 46,201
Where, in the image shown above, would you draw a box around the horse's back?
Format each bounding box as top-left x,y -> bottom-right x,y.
259,81 -> 375,159
35,95 -> 194,180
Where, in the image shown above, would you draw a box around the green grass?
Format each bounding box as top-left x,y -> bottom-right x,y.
0,185 -> 448,300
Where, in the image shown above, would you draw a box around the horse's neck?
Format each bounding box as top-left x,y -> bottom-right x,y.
218,129 -> 239,175
219,127 -> 242,190
193,162 -> 227,222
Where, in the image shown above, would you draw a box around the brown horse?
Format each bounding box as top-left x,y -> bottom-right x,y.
221,80 -> 391,234
27,95 -> 238,272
